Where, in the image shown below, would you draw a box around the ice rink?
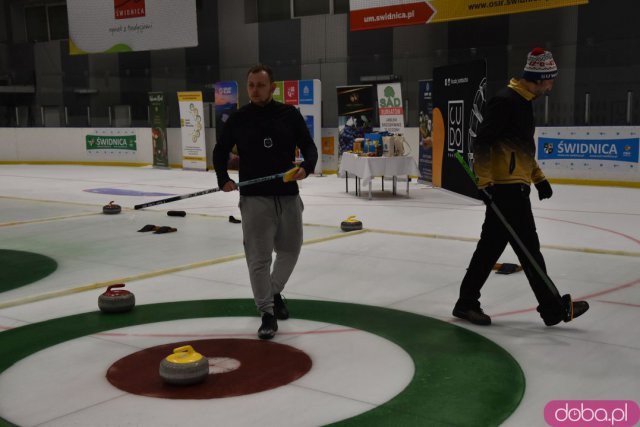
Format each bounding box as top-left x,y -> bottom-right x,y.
0,164 -> 638,426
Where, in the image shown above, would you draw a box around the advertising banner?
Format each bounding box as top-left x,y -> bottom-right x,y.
213,81 -> 239,143
177,91 -> 207,171
321,135 -> 336,174
432,59 -> 487,198
148,92 -> 168,168
284,81 -> 299,105
272,79 -> 323,174
376,82 -> 405,134
418,80 -> 434,182
536,127 -> 640,182
273,82 -> 285,103
350,0 -> 435,31
299,80 -> 315,105
66,0 -> 197,55
539,136 -> 639,163
336,85 -> 375,155
85,128 -> 138,159
322,136 -> 335,157
349,0 -> 588,31
426,0 -> 589,24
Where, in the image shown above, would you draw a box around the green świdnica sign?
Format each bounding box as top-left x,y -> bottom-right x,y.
86,135 -> 137,151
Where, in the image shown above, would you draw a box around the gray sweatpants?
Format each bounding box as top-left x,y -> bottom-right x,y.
239,195 -> 304,315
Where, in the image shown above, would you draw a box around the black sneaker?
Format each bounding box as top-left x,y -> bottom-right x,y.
452,307 -> 491,325
258,312 -> 278,340
274,293 -> 289,320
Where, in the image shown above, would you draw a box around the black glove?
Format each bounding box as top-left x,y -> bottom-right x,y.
535,180 -> 553,200
477,186 -> 494,205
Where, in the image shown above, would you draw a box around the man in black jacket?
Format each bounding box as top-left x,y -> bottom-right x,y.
213,64 -> 318,339
453,48 -> 589,327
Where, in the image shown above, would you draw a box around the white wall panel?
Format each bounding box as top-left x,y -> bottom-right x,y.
218,0 -> 258,100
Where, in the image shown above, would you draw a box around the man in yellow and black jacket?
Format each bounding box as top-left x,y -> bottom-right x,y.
453,48 -> 589,327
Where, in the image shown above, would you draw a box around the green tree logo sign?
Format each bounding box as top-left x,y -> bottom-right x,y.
379,86 -> 402,108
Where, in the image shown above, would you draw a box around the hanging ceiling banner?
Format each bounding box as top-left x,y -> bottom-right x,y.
66,0 -> 198,55
350,0 -> 588,31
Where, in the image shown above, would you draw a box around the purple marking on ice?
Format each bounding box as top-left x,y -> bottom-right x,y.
84,188 -> 175,197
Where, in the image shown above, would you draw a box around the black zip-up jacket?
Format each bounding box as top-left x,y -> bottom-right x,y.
213,99 -> 318,196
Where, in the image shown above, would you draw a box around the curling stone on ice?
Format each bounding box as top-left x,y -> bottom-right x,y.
340,216 -> 363,232
159,345 -> 209,386
98,284 -> 135,313
103,201 -> 122,215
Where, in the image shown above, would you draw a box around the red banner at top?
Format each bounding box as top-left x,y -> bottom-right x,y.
351,2 -> 435,31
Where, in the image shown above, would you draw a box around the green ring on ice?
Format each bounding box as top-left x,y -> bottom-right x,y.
0,299 -> 524,426
0,250 -> 58,294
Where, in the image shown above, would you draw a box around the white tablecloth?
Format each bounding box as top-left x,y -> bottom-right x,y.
338,153 -> 420,186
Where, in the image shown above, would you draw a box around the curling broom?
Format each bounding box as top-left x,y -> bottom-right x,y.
134,166 -> 300,210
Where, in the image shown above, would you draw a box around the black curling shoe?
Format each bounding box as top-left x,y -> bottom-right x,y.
258,312 -> 278,340
542,294 -> 590,326
274,293 -> 289,320
452,307 -> 491,326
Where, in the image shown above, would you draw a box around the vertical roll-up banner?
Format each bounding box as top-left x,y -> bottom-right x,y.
336,85 -> 374,156
214,81 -> 239,170
272,79 -> 323,174
297,79 -> 322,174
213,81 -> 238,143
177,91 -> 207,171
273,82 -> 285,103
433,59 -> 486,198
149,92 -> 168,168
376,82 -> 405,134
284,81 -> 299,105
418,80 -> 434,182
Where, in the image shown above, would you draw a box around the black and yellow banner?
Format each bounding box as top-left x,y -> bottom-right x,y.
432,59 -> 487,198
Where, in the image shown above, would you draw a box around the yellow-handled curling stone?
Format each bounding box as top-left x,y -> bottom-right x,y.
159,345 -> 210,385
98,284 -> 135,313
340,216 -> 363,232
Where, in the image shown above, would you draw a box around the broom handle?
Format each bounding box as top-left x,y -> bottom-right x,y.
133,171 -> 287,210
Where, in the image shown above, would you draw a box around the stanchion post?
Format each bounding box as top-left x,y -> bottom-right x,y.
585,92 -> 591,125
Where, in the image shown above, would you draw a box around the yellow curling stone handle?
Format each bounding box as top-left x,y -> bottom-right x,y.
344,216 -> 360,223
165,345 -> 204,364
